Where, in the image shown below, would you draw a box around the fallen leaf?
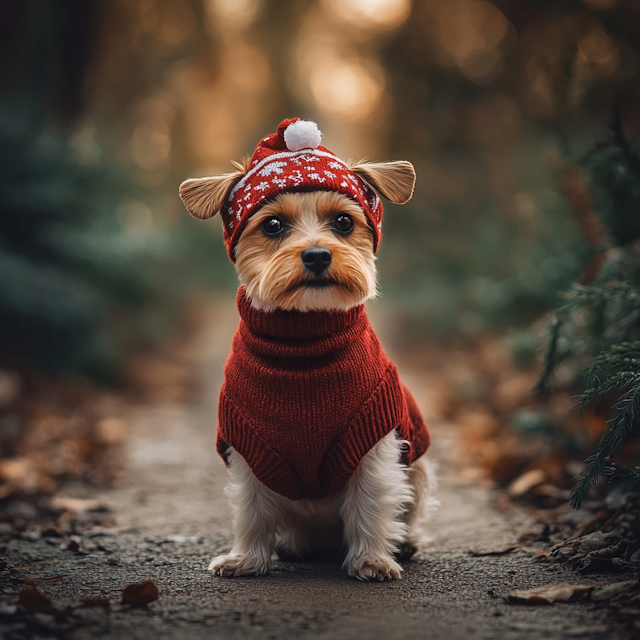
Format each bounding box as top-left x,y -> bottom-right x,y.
121,580 -> 159,607
470,545 -> 517,557
42,525 -> 64,538
163,535 -> 200,544
51,497 -> 108,513
95,418 -> 127,445
566,531 -> 619,553
16,586 -> 71,619
23,575 -> 67,584
508,469 -> 547,497
0,458 -> 40,494
590,580 -> 638,602
507,582 -> 593,605
551,531 -> 620,560
67,538 -> 81,552
85,526 -> 121,538
18,587 -> 54,613
590,540 -> 627,559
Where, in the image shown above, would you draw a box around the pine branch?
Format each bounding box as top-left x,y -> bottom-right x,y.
539,117 -> 640,509
605,462 -> 640,497
534,316 -> 563,398
571,366 -> 640,508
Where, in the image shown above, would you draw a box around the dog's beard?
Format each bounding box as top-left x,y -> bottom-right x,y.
235,192 -> 377,312
240,237 -> 376,312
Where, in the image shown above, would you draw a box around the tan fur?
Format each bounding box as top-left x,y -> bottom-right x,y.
235,191 -> 377,312
349,160 -> 416,205
179,157 -> 249,220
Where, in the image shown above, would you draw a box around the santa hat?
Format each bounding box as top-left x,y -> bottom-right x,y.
221,118 -> 382,261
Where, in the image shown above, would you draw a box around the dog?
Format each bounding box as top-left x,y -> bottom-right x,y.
179,119 -> 436,581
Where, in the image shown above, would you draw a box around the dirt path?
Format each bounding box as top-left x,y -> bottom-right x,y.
1,299 -> 626,640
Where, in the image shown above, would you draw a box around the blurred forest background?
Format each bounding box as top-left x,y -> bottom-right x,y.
2,0 -> 640,516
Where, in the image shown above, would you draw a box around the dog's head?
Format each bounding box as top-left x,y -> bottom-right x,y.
179,119 -> 415,312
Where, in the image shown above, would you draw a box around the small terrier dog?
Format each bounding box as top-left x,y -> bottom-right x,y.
180,119 -> 436,581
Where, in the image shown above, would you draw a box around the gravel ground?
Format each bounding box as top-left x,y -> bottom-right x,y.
0,300 -> 628,640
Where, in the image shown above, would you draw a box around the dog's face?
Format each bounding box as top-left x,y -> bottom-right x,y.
180,157 -> 415,312
235,191 -> 377,312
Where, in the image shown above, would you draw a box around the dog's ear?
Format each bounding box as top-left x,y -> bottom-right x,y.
179,160 -> 247,220
350,160 -> 416,205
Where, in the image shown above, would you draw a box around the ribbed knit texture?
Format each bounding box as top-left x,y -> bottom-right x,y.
217,287 -> 431,500
222,118 -> 383,261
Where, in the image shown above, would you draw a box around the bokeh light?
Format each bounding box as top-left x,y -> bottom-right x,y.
323,0 -> 411,31
420,0 -> 513,83
206,0 -> 262,32
310,57 -> 385,120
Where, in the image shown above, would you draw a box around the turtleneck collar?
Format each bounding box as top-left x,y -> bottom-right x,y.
236,286 -> 368,358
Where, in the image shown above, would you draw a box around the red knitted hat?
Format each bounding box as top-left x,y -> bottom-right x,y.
221,118 -> 383,261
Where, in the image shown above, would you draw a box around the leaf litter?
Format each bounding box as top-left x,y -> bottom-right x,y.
121,580 -> 159,607
507,579 -> 639,605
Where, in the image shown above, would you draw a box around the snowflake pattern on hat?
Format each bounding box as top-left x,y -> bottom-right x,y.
221,118 -> 383,262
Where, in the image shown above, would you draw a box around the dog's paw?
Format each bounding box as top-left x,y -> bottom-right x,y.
348,556 -> 403,581
208,554 -> 270,577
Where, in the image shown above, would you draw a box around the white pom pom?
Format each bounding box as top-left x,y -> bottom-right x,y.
284,120 -> 322,151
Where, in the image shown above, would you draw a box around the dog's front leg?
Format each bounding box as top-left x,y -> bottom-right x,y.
341,432 -> 412,581
209,448 -> 280,577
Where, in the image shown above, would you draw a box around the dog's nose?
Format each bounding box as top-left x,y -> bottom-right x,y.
301,246 -> 332,276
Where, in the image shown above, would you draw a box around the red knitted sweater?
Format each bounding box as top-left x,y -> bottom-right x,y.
217,287 -> 431,500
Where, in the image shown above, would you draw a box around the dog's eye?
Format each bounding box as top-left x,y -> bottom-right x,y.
262,217 -> 283,236
334,214 -> 353,234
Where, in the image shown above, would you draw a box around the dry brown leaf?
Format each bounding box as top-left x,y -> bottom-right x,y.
18,587 -> 54,613
0,458 -> 40,494
469,545 -> 518,557
67,538 -> 81,552
590,580 -> 638,602
96,418 -> 127,445
121,580 -> 159,607
51,496 -> 108,513
18,587 -> 72,619
508,469 -> 546,497
507,583 -> 593,605
560,531 -> 619,555
23,575 -> 67,584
